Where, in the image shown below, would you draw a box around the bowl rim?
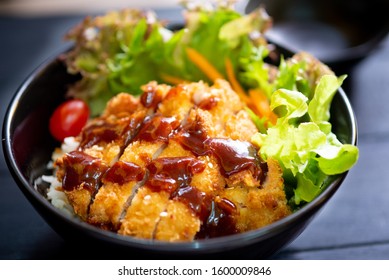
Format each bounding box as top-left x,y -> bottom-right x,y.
2,49 -> 358,254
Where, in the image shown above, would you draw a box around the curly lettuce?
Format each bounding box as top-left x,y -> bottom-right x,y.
63,10 -> 168,115
62,2 -> 359,208
252,75 -> 358,206
62,4 -> 272,115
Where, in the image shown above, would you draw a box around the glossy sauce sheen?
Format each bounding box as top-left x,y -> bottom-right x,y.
144,156 -> 238,238
103,161 -> 145,185
140,84 -> 164,109
62,151 -> 108,195
79,115 -> 144,149
61,87 -> 268,239
178,120 -> 267,180
79,121 -> 120,148
145,157 -> 205,193
135,114 -> 180,143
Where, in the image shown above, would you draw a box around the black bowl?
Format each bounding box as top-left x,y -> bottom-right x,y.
247,0 -> 389,69
2,49 -> 357,259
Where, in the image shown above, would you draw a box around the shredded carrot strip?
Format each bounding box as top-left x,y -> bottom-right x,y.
186,47 -> 225,82
225,57 -> 250,104
160,73 -> 187,85
248,89 -> 278,125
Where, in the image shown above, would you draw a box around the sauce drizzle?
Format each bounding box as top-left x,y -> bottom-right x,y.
62,151 -> 108,195
103,161 -> 145,185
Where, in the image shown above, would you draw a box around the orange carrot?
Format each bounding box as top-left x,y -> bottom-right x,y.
225,57 -> 250,104
248,88 -> 278,125
160,73 -> 187,85
186,47 -> 225,82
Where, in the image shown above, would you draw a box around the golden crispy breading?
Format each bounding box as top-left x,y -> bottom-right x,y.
56,85 -> 170,223
119,188 -> 170,239
154,201 -> 200,242
208,79 -> 242,113
191,155 -> 225,194
88,177 -> 140,230
149,141 -> 201,241
54,151 -> 109,221
56,80 -> 292,241
87,141 -> 161,228
158,84 -> 196,121
102,93 -> 140,117
192,80 -> 243,135
65,188 -> 92,220
222,158 -> 290,232
225,169 -> 260,188
118,84 -> 200,239
158,140 -> 193,157
224,110 -> 258,141
82,144 -> 121,166
122,140 -> 201,241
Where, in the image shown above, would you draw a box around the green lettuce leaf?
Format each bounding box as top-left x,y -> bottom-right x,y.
63,5 -> 273,116
252,75 -> 359,205
62,4 -> 359,209
308,74 -> 347,122
62,10 -> 167,115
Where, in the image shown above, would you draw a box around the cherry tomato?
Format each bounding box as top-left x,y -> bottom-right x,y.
49,99 -> 89,142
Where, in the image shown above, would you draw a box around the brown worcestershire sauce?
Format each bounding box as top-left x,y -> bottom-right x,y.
79,121 -> 120,149
196,197 -> 238,239
172,185 -> 238,238
207,138 -> 261,178
144,155 -> 238,238
61,151 -> 108,195
103,161 -> 145,185
173,117 -> 270,238
135,114 -> 180,143
178,119 -> 266,180
145,157 -> 205,193
140,84 -> 164,110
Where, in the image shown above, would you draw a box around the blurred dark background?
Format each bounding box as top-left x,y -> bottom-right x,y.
247,0 -> 389,68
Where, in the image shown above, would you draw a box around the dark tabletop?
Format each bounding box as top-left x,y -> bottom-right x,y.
1,8 -> 389,260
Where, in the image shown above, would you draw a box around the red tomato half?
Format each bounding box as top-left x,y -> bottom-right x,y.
49,99 -> 89,142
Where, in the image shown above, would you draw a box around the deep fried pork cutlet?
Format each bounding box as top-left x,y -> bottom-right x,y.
54,79 -> 291,241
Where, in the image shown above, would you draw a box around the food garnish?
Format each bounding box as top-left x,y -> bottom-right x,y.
46,1 -> 359,240
49,99 -> 90,142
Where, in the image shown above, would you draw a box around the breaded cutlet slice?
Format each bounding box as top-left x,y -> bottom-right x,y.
190,79 -> 257,142
87,82 -> 184,229
55,96 -> 146,220
153,82 -> 263,240
183,82 -> 288,235
54,151 -> 109,220
221,158 -> 291,232
224,109 -> 258,141
118,187 -> 171,239
151,81 -> 246,241
87,141 -> 162,230
79,82 -> 170,164
119,85 -> 199,237
56,84 -> 170,221
179,109 -> 226,194
119,141 -> 202,240
151,141 -> 202,242
195,87 -> 289,232
191,79 -> 243,135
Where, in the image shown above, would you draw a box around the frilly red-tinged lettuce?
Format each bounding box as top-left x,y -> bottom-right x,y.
62,9 -> 168,115
62,3 -> 273,115
61,2 -> 359,209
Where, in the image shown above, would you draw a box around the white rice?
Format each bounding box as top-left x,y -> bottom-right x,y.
40,136 -> 80,218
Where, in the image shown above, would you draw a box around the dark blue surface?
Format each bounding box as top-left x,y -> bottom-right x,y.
1,8 -> 389,259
